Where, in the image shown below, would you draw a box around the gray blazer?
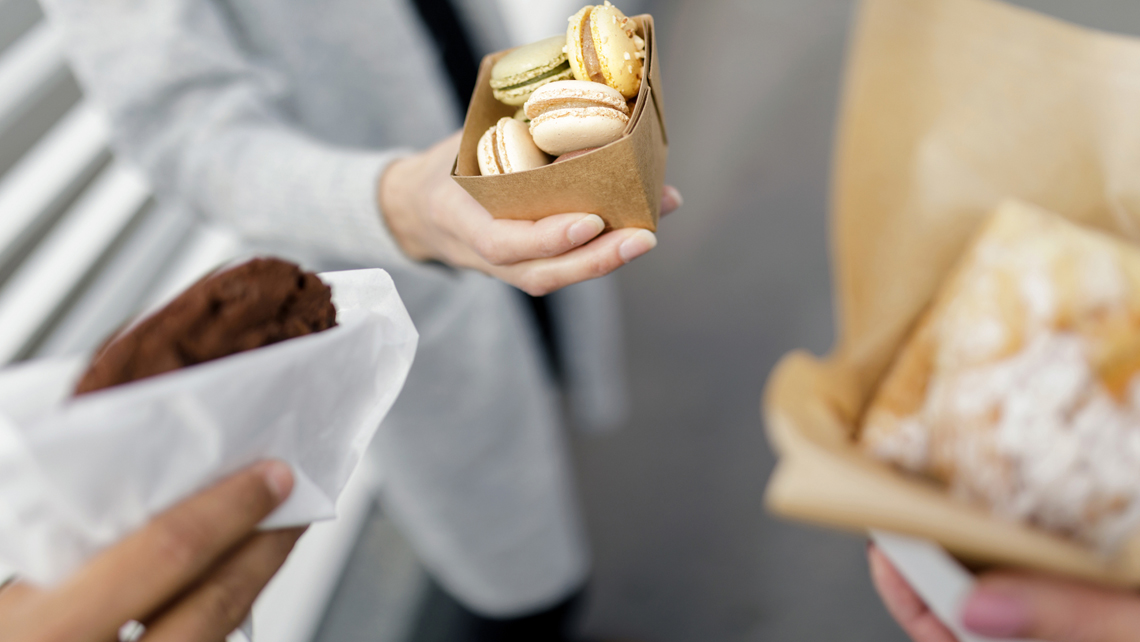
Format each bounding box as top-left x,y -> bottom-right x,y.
39,0 -> 627,616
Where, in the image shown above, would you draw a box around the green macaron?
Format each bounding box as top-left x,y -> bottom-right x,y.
490,35 -> 575,106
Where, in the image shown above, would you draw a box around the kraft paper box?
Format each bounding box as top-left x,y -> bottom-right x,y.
452,15 -> 668,232
763,0 -> 1140,586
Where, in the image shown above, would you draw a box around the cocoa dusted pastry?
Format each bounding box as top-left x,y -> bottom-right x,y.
75,258 -> 336,395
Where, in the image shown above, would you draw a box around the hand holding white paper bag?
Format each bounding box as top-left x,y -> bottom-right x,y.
0,268 -> 417,586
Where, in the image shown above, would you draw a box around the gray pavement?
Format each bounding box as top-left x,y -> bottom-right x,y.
572,1 -> 895,639
316,1 -> 1140,641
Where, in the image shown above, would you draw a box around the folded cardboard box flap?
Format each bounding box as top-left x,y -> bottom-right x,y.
452,15 -> 667,231
762,0 -> 1140,586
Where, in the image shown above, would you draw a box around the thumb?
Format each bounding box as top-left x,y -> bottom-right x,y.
962,572 -> 1140,641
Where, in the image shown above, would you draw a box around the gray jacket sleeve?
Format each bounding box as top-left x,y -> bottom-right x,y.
38,0 -> 411,267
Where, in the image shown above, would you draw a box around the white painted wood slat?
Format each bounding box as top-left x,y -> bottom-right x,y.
251,458 -> 385,642
34,204 -> 193,358
143,222 -> 243,310
0,0 -> 45,58
0,21 -> 65,137
0,163 -> 149,363
0,104 -> 109,269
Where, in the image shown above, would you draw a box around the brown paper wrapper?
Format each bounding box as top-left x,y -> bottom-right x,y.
763,0 -> 1140,586
451,15 -> 668,231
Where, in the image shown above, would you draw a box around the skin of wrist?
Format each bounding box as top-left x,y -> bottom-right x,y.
378,156 -> 431,261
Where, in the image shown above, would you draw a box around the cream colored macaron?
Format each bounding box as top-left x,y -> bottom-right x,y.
524,80 -> 630,156
566,1 -> 646,99
477,117 -> 551,175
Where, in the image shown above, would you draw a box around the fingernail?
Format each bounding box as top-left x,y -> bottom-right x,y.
568,214 -> 605,245
665,185 -> 683,209
619,229 -> 658,263
261,461 -> 294,504
961,589 -> 1031,638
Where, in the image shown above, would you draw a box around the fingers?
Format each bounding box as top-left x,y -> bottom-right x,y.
0,582 -> 37,634
661,185 -> 683,217
868,545 -> 959,642
44,461 -> 293,642
491,226 -> 657,296
869,543 -> 1140,642
962,572 -> 1140,641
439,181 -> 678,268
144,528 -> 305,642
463,213 -> 607,266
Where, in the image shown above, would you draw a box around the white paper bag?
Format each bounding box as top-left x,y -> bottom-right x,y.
0,268 -> 418,586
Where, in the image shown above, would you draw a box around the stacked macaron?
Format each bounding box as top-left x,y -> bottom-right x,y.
477,1 -> 646,176
565,1 -> 645,100
525,80 -> 630,157
490,35 -> 575,107
477,117 -> 549,175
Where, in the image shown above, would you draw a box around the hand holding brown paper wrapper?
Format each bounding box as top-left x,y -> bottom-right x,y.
763,0 -> 1140,587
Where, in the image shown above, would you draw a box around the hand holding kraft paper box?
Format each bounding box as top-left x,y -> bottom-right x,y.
451,2 -> 668,232
763,0 -> 1140,592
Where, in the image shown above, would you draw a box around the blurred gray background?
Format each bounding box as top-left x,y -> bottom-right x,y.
5,0 -> 1140,640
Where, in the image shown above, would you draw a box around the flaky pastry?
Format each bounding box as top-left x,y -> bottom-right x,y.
862,201 -> 1140,552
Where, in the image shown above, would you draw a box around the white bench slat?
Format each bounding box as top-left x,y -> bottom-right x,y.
144,222 -> 243,310
34,204 -> 194,359
251,457 -> 385,642
0,0 -> 44,57
0,163 -> 149,364
0,21 -> 65,138
0,103 -> 109,270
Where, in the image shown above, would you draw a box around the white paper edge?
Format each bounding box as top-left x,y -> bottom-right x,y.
870,531 -> 1043,642
244,457 -> 384,642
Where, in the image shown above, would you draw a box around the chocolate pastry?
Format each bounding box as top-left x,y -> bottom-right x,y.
75,258 -> 336,395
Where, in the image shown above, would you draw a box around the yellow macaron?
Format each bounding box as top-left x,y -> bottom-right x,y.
566,1 -> 646,99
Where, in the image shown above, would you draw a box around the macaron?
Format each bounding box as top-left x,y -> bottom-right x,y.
477,117 -> 551,176
490,35 -> 576,106
524,80 -> 630,156
566,1 -> 646,99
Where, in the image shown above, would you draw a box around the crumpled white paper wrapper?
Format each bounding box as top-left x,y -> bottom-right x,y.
0,268 -> 418,586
